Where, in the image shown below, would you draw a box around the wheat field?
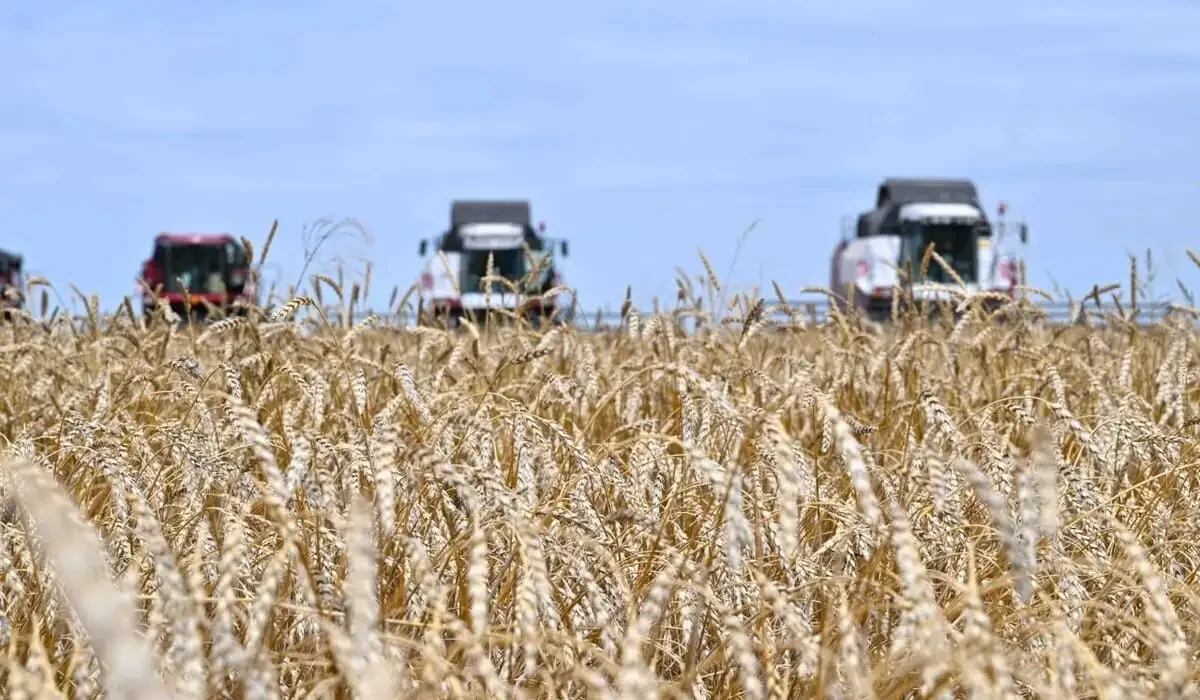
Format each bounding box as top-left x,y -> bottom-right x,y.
1,261 -> 1199,700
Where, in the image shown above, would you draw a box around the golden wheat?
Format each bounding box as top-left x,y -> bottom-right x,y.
0,276 -> 1199,700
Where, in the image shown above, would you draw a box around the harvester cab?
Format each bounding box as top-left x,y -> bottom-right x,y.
832,177 -> 1029,321
138,233 -> 255,321
417,200 -> 569,327
0,249 -> 24,310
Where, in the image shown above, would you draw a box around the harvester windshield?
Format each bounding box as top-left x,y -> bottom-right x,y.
0,257 -> 16,284
155,241 -> 248,294
0,252 -> 24,308
897,221 -> 982,285
461,248 -> 526,294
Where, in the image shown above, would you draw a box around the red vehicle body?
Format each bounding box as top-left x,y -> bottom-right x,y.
138,233 -> 255,320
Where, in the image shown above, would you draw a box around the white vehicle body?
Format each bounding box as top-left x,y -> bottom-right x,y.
421,223 -> 523,310
418,201 -> 566,321
831,199 -> 1024,318
421,256 -> 535,312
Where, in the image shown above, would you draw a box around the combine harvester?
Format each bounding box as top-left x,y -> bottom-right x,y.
830,177 -> 1028,322
0,248 -> 24,313
416,199 -> 569,327
137,233 -> 256,322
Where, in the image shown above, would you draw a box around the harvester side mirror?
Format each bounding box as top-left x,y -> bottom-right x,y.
1019,224 -> 1028,245
560,240 -> 569,258
418,239 -> 427,256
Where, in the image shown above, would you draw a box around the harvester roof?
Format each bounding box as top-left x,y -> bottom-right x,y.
439,200 -> 545,253
0,248 -> 21,268
451,200 -> 531,228
876,178 -> 980,207
859,177 -> 986,237
156,232 -> 237,245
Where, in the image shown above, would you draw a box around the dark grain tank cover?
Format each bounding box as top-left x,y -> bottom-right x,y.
876,178 -> 980,208
451,200 -> 532,228
857,177 -> 985,238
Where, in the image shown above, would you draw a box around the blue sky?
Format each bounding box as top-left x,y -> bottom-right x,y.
2,0 -> 1198,315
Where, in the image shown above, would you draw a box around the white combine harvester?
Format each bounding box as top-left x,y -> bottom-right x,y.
830,177 -> 1029,321
416,199 -> 569,327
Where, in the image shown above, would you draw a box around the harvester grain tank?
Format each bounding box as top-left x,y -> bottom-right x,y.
137,233 -> 256,321
830,177 -> 1029,320
416,199 -> 569,326
0,249 -> 24,311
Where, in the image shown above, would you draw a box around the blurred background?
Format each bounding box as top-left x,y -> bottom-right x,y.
1,0 -> 1197,316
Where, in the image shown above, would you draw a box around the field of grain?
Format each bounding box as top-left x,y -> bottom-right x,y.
1,272 -> 1199,699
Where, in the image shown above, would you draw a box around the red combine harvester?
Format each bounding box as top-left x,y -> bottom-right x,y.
0,248 -> 23,313
138,233 -> 255,321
